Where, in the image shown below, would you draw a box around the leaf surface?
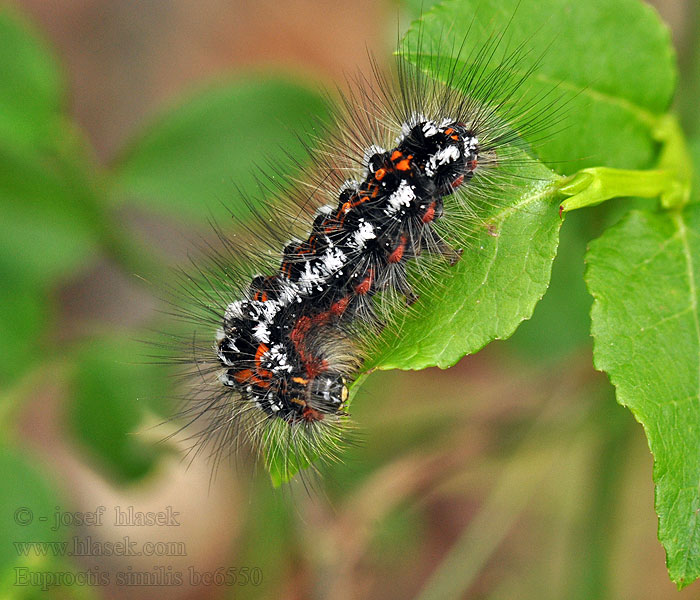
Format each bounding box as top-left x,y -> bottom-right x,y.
586,203 -> 700,587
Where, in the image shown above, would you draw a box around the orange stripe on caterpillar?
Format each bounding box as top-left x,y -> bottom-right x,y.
422,201 -> 437,224
389,236 -> 408,263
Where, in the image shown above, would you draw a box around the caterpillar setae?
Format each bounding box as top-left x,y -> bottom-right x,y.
166,12 -> 559,480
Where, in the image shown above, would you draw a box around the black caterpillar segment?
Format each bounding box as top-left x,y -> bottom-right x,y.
216,118 -> 479,423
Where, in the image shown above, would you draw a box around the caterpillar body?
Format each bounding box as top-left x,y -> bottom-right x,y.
170,22 -> 555,477
219,120 -> 476,418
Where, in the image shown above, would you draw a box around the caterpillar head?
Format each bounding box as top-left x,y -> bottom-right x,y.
284,373 -> 349,423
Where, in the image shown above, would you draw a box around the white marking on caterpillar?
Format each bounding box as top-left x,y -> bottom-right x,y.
398,112 -> 430,140
385,180 -> 416,215
218,372 -> 235,387
267,344 -> 293,373
422,120 -> 439,137
252,321 -> 271,343
464,135 -> 479,160
224,301 -> 244,321
339,180 -> 359,193
321,247 -> 347,273
352,221 -> 376,248
362,145 -> 386,177
425,145 -> 461,177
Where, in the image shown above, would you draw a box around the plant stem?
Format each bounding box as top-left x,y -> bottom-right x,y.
558,167 -> 677,212
653,114 -> 693,209
557,114 -> 692,213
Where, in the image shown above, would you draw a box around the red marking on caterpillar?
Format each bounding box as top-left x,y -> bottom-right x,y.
163,14 -> 559,481
388,236 -> 408,263
421,203 -> 436,223
354,269 -> 374,295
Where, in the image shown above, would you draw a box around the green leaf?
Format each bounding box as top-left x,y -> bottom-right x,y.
0,447 -> 65,579
69,336 -> 174,483
402,0 -> 676,173
692,137 -> 700,202
0,5 -> 64,149
0,143 -> 100,284
399,0 -> 445,20
586,204 -> 700,588
368,154 -> 561,370
0,271 -> 49,387
265,432 -> 314,488
111,76 -> 331,223
0,7 -> 102,286
507,208 -> 595,361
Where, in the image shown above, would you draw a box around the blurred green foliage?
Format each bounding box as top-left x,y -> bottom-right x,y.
69,336 -> 174,482
0,3 -> 332,593
112,77 -> 331,223
0,448 -> 66,577
0,6 -> 63,149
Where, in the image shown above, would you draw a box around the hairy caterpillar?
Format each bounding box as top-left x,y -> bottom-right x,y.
166,14 -> 559,479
